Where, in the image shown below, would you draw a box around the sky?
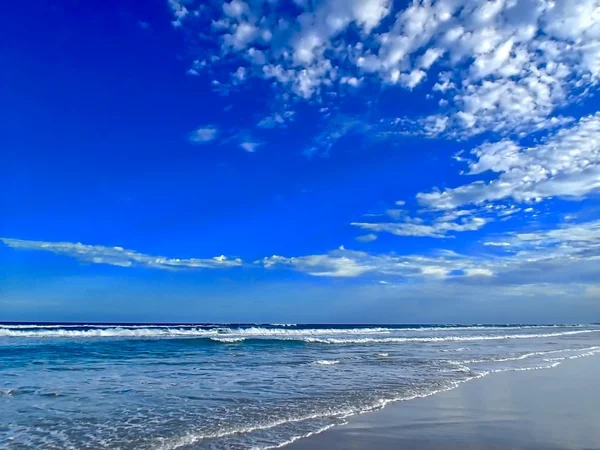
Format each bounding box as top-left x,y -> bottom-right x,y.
1,0 -> 600,323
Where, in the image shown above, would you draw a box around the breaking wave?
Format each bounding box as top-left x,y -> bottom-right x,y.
303,329 -> 600,344
1,326 -> 597,342
210,337 -> 246,343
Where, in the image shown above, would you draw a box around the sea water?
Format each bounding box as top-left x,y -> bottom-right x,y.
1,323 -> 599,449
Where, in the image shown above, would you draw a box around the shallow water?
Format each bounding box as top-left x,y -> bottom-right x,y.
1,323 -> 599,449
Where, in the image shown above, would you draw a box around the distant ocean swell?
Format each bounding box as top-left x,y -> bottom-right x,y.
1,323 -> 599,449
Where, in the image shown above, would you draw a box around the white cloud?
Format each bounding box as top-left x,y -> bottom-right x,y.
224,22 -> 258,50
351,202 -> 503,239
258,247 -> 485,279
259,218 -> 600,285
222,0 -> 248,19
189,126 -> 218,143
355,233 -> 378,243
399,69 -> 427,89
512,220 -> 600,246
168,0 -> 189,27
418,113 -> 600,210
352,215 -> 488,238
257,110 -> 295,129
356,111 -> 600,242
239,141 -> 261,152
355,110 -> 600,252
484,241 -> 511,247
418,47 -> 444,70
1,238 -> 242,270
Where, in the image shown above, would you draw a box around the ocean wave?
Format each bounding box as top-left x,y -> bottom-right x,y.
311,360 -> 340,365
456,346 -> 600,365
229,327 -> 394,336
303,329 -> 600,344
0,328 -> 217,338
0,326 -> 394,338
210,337 -> 246,343
261,422 -> 341,450
441,347 -> 470,352
1,326 -> 597,341
0,323 -> 589,332
164,353 -> 584,450
0,324 -> 216,330
152,407 -> 355,450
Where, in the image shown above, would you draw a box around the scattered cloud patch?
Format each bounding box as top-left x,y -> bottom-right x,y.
189,126 -> 218,143
239,141 -> 261,153
169,0 -> 600,138
355,233 -> 378,243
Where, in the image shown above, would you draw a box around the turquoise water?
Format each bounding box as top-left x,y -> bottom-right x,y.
1,323 -> 599,449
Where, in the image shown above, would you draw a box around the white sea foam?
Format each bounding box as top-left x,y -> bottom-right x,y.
154,353 -> 591,450
2,325 -> 597,340
454,346 -> 600,365
230,327 -> 394,336
375,353 -> 389,358
0,323 -> 587,332
0,326 -> 398,338
210,337 -> 246,343
0,328 -> 218,338
311,360 -> 340,365
303,329 -> 600,344
153,408 -> 355,450
260,421 -> 345,450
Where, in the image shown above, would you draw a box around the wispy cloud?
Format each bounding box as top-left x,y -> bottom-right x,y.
259,219 -> 600,285
189,126 -> 218,144
0,238 -> 243,270
355,234 -> 378,243
258,245 -> 489,280
239,141 -> 261,153
352,215 -> 488,238
4,216 -> 600,292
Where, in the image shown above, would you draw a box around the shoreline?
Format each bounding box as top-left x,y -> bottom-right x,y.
285,353 -> 600,450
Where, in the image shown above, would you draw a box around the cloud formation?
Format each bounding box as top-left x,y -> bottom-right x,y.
260,219 -> 600,284
418,113 -> 600,210
352,214 -> 488,238
355,112 -> 600,240
258,245 -> 489,278
0,238 -> 243,270
3,215 -> 600,295
171,0 -> 600,137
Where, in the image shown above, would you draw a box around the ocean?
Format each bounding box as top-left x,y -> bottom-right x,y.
1,323 -> 599,449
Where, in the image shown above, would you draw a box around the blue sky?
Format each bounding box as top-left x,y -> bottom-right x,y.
1,0 -> 600,323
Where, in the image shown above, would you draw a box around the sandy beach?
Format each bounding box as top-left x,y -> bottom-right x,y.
287,354 -> 600,450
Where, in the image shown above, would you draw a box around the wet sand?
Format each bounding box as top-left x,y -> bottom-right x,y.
286,354 -> 600,450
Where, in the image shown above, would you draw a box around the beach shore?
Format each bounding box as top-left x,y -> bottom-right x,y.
286,354 -> 600,450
